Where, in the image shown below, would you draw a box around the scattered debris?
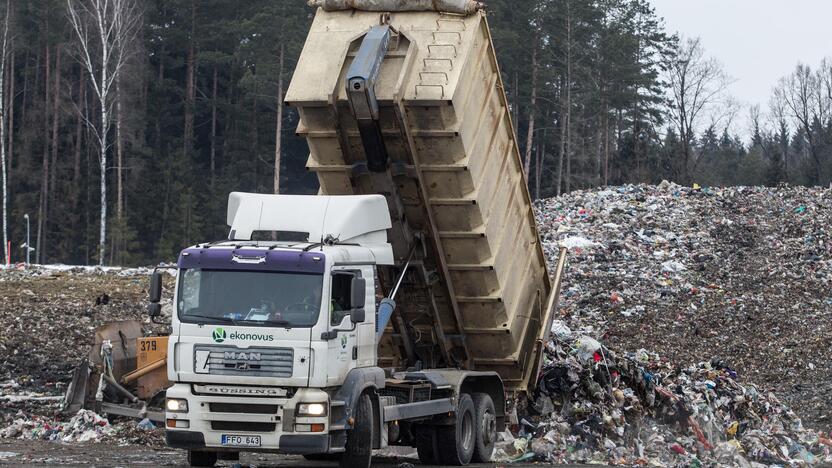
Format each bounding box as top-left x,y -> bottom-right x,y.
1,410 -> 114,443
501,328 -> 832,466
536,183 -> 832,431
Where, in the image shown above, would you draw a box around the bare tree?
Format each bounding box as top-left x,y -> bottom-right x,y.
0,0 -> 10,264
768,92 -> 788,176
773,64 -> 822,183
665,37 -> 732,184
67,0 -> 141,265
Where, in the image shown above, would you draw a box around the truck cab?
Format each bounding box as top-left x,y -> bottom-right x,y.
163,194 -> 404,466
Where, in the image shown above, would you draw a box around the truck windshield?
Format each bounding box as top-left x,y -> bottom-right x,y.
177,269 -> 324,328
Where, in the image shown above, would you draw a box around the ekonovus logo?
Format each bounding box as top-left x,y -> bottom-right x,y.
213,327 -> 227,343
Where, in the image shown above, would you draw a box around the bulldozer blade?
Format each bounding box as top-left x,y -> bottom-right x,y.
61,358 -> 92,414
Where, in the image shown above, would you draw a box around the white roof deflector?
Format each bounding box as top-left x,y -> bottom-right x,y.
226,192 -> 394,264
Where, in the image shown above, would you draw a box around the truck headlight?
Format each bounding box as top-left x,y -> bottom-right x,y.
297,402 -> 327,416
166,398 -> 189,413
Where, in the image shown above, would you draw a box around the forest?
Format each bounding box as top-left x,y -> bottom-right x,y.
0,0 -> 830,266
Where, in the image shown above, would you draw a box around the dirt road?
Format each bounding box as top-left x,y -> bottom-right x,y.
0,439 -> 405,466
0,439 -> 580,467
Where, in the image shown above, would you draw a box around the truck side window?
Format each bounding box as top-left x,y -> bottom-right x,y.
179,269 -> 201,313
330,271 -> 357,326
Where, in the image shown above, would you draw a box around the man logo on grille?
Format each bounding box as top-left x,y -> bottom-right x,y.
213,328 -> 227,343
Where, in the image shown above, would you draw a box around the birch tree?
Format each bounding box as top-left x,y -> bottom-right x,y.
0,0 -> 10,265
66,0 -> 140,265
273,44 -> 284,195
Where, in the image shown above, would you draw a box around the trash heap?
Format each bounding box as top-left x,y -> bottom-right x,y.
534,183 -> 832,431
0,409 -> 165,446
1,409 -> 114,443
0,265 -> 171,418
500,322 -> 832,466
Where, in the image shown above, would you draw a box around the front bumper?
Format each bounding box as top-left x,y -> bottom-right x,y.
164,383 -> 334,454
166,430 -> 330,454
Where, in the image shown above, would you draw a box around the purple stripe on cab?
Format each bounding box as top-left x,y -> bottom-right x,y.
177,248 -> 326,274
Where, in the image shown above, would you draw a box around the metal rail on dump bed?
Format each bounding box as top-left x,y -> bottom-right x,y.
307,0 -> 484,15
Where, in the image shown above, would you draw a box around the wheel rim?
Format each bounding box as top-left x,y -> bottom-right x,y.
481,409 -> 496,446
461,410 -> 474,452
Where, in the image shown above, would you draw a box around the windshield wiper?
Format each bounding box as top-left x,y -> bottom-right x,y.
247,319 -> 292,328
184,314 -> 238,325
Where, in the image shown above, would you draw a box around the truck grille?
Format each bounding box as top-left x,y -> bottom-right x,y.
209,403 -> 279,414
194,345 -> 293,378
211,421 -> 276,432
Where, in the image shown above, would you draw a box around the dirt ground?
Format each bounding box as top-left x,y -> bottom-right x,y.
0,438 -> 578,467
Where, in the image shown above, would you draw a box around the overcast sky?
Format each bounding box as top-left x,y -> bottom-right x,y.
650,0 -> 831,133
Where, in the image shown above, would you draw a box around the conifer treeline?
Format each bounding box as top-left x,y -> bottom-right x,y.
1,1 -> 829,265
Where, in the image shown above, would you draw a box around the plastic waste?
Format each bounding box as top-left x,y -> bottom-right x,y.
137,418 -> 155,431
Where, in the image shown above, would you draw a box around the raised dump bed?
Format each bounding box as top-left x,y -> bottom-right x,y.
286,7 -> 563,393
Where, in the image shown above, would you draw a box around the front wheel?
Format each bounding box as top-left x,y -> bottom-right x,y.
339,393 -> 374,468
436,393 -> 476,465
304,453 -> 342,461
187,450 -> 217,467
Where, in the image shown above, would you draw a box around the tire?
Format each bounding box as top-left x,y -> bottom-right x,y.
217,451 -> 239,461
339,393 -> 374,468
413,425 -> 439,465
304,454 -> 342,461
436,393 -> 476,466
187,450 -> 217,467
471,393 -> 497,462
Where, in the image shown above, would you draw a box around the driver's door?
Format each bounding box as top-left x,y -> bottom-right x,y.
325,268 -> 360,386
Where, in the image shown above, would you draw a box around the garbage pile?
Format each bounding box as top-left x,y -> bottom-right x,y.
535,183 -> 832,430
0,409 -> 165,446
0,265 -> 171,419
1,409 -> 114,443
501,323 -> 832,466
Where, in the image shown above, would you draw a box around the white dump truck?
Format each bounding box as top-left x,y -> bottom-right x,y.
154,2 -> 567,467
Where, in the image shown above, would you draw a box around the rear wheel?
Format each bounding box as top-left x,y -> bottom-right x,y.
187,450 -> 217,467
436,393 -> 476,465
339,393 -> 374,468
413,425 -> 439,465
471,393 -> 497,462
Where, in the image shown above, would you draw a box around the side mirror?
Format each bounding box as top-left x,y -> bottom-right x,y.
350,277 -> 366,310
147,303 -> 162,318
350,307 -> 366,324
350,277 -> 366,324
149,272 -> 162,303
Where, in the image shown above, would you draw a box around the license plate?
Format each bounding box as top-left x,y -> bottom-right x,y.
221,434 -> 261,447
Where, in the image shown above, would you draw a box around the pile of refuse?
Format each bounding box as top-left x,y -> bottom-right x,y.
0,409 -> 164,446
1,409 -> 114,443
502,322 -> 832,466
535,183 -> 832,432
0,265 -> 171,409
